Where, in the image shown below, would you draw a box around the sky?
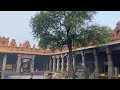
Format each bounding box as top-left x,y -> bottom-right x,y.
0,11 -> 120,47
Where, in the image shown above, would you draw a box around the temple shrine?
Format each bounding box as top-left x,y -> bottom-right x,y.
1,21 -> 120,79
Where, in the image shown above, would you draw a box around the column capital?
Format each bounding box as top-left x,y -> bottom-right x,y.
81,50 -> 84,56
32,55 -> 35,57
106,46 -> 111,54
61,54 -> 65,59
57,58 -> 59,61
72,53 -> 76,57
52,55 -> 56,59
49,57 -> 52,60
17,54 -> 21,59
93,48 -> 97,55
65,53 -> 69,58
17,54 -> 20,57
18,57 -> 21,60
32,55 -> 35,60
55,55 -> 60,59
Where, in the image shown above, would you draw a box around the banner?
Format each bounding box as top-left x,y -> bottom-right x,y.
18,54 -> 34,59
6,64 -> 12,70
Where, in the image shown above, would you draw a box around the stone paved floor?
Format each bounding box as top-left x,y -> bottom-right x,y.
5,75 -> 44,79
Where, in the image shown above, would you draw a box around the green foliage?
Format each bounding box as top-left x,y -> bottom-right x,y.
87,25 -> 111,46
30,11 -> 111,51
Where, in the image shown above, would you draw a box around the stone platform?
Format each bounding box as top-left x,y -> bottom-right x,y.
5,75 -> 44,79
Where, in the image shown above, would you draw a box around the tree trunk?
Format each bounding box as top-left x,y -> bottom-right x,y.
67,37 -> 76,79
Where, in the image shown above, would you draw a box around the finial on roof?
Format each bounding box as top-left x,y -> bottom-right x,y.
19,43 -> 22,47
6,37 -> 9,40
33,44 -> 35,48
116,21 -> 120,30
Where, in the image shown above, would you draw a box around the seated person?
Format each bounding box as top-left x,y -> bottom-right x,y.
48,73 -> 52,79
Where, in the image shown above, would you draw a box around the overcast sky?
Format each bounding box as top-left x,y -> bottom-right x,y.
0,11 -> 119,47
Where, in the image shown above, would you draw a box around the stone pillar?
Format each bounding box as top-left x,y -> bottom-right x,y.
73,55 -> 76,72
1,54 -> 7,79
49,58 -> 52,72
106,46 -> 114,79
32,55 -> 35,70
80,51 -> 89,79
61,54 -> 64,72
16,56 -> 21,73
66,55 -> 69,72
30,55 -> 35,71
93,48 -> 100,78
114,67 -> 119,79
52,56 -> 56,72
57,56 -> 60,72
81,51 -> 85,67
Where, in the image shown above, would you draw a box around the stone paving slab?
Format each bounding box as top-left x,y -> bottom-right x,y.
5,75 -> 44,79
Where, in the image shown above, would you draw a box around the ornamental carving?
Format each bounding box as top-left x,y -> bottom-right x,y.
9,39 -> 17,48
111,21 -> 120,41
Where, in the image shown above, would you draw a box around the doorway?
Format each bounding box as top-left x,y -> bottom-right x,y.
21,59 -> 31,73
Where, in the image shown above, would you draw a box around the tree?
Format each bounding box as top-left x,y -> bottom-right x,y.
30,11 -> 111,78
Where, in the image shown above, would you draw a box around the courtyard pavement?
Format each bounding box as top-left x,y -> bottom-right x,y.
5,75 -> 44,79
